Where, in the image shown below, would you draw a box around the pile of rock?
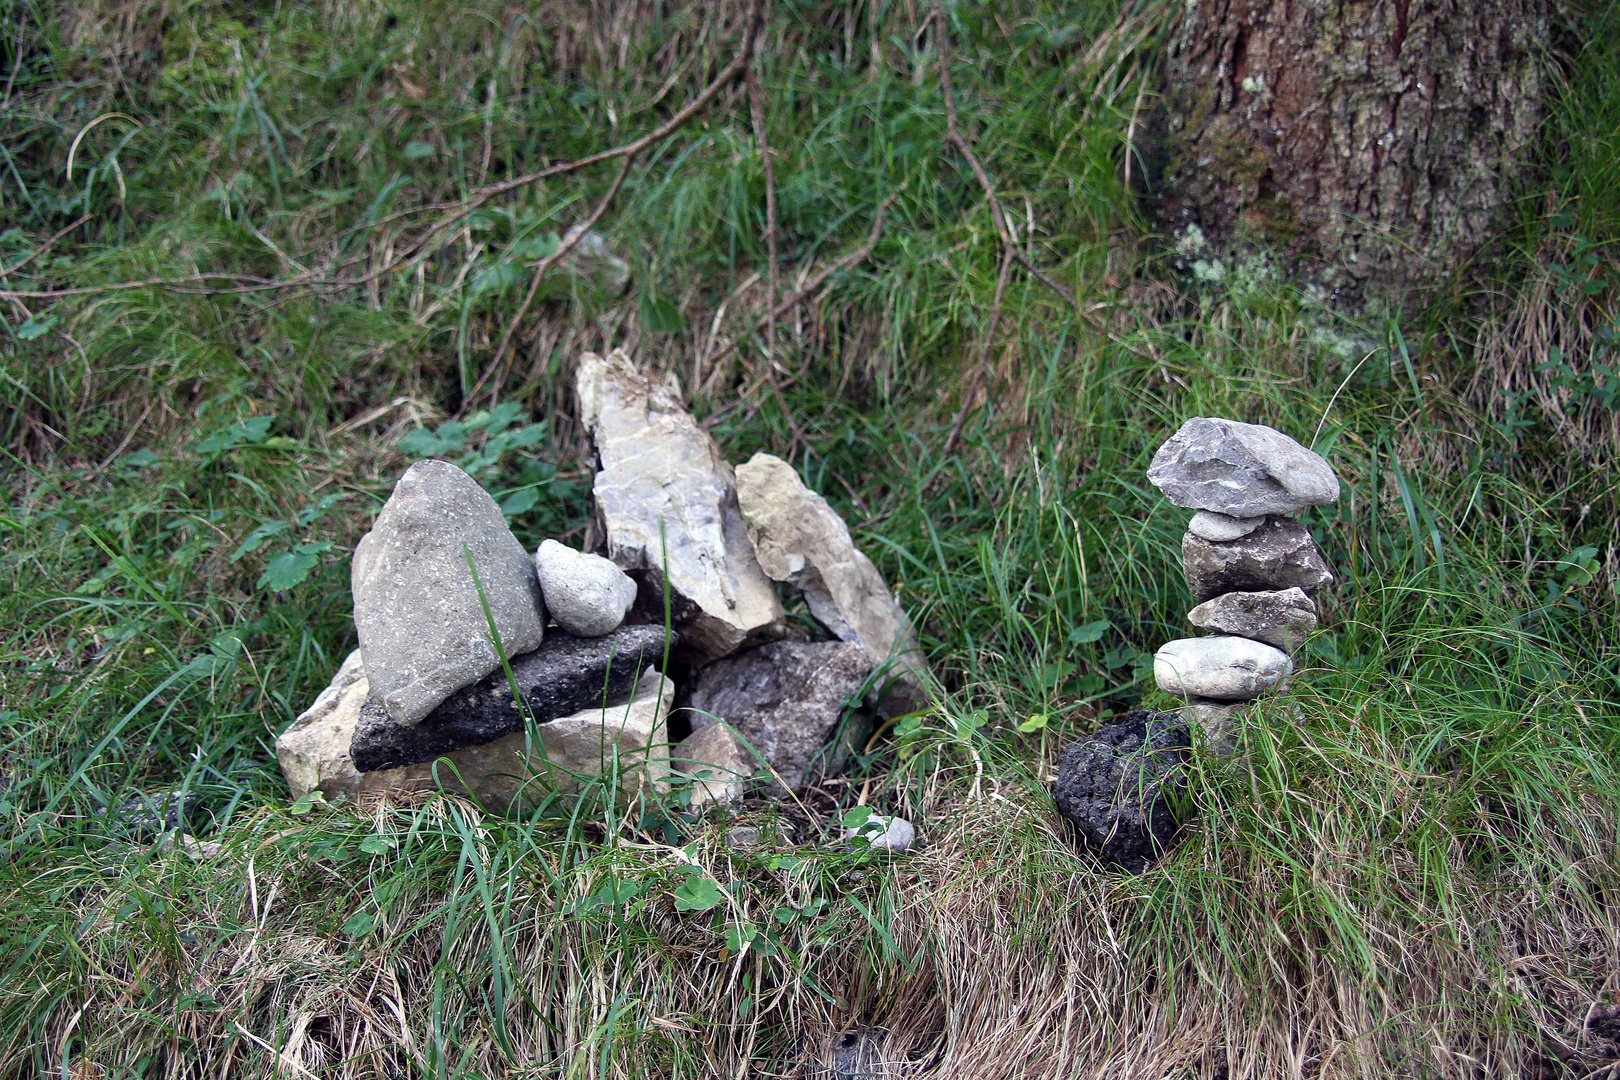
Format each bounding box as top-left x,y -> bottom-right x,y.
1147,417 -> 1339,746
276,349 -> 928,816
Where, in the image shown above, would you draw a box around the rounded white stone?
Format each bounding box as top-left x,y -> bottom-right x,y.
534,539 -> 638,637
1154,636 -> 1292,702
1189,510 -> 1265,542
845,814 -> 916,853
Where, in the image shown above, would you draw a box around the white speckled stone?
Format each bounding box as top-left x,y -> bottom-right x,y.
534,539 -> 637,637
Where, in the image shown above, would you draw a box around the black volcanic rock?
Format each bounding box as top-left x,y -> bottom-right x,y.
1053,710 -> 1191,873
349,625 -> 674,772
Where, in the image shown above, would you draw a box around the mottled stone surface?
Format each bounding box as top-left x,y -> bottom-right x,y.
349,625 -> 673,772
1187,586 -> 1318,653
1148,417 -> 1339,518
353,460 -> 545,725
684,641 -> 872,793
1182,516 -> 1335,603
1175,699 -> 1245,756
1189,510 -> 1264,542
277,650 -> 671,813
1053,711 -> 1191,873
534,539 -> 637,637
577,349 -> 782,664
735,452 -> 928,718
1154,636 -> 1292,701
671,722 -> 754,809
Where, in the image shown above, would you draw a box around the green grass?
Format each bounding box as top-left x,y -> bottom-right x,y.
2,0 -> 1619,1076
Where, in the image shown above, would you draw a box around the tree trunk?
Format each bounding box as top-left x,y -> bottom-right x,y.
1157,0 -> 1550,312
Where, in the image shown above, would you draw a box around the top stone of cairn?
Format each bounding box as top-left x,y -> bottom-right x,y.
1147,417 -> 1339,519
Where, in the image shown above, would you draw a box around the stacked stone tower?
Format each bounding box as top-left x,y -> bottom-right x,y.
1146,418 -> 1340,747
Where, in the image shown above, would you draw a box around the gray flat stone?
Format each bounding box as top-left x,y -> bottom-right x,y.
1182,516 -> 1335,603
1053,711 -> 1190,873
349,625 -> 673,772
277,649 -> 672,814
577,350 -> 782,664
353,460 -> 545,725
534,539 -> 637,637
1154,636 -> 1292,701
1187,586 -> 1318,653
683,640 -> 872,794
1189,510 -> 1265,542
735,452 -> 928,718
1148,417 -> 1339,518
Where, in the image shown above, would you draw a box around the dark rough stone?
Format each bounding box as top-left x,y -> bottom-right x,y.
1053,710 -> 1191,873
1181,515 -> 1334,603
682,640 -> 872,794
349,625 -> 674,772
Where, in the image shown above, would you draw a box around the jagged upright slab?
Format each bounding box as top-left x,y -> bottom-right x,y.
735,452 -> 928,717
576,350 -> 782,664
352,460 -> 545,725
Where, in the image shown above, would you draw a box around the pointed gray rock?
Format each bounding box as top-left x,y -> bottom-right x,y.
1187,587 -> 1318,653
577,350 -> 783,664
735,452 -> 928,718
1182,516 -> 1335,603
1148,417 -> 1339,518
535,539 -> 637,637
1154,636 -> 1292,701
353,460 -> 545,725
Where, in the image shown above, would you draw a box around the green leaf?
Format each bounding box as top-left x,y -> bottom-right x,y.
288,789 -> 327,816
1018,712 -> 1049,733
342,911 -> 376,937
257,541 -> 333,592
500,488 -> 539,517
841,806 -> 873,830
16,313 -> 58,341
1068,620 -> 1110,645
469,262 -> 522,297
121,449 -> 160,468
396,427 -> 451,457
404,140 -> 435,160
672,875 -> 724,912
230,520 -> 289,562
511,232 -> 559,261
195,416 -> 274,458
640,292 -> 686,334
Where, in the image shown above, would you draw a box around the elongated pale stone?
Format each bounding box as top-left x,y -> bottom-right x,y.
1154,636 -> 1292,701
734,452 -> 928,718
352,460 -> 545,725
1149,417 -> 1339,518
1189,510 -> 1265,542
276,650 -> 672,814
577,350 -> 782,664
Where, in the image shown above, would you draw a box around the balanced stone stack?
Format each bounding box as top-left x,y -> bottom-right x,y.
1146,417 -> 1339,747
275,350 -> 930,817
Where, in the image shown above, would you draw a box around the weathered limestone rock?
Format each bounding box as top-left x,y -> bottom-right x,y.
845,814 -> 917,853
277,650 -> 672,813
534,539 -> 637,637
1189,510 -> 1264,542
1148,417 -> 1339,518
350,625 -> 672,772
353,460 -> 545,725
577,350 -> 782,664
735,452 -> 928,717
1053,711 -> 1190,873
1182,516 -> 1335,603
1175,699 -> 1245,756
1154,636 -> 1292,701
1187,587 -> 1318,653
684,641 -> 872,794
671,723 -> 754,809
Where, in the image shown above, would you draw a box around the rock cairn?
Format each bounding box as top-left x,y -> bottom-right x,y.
276,349 -> 928,818
1146,417 -> 1339,747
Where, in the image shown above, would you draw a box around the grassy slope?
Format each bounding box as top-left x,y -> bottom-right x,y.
1,0 -> 1618,1076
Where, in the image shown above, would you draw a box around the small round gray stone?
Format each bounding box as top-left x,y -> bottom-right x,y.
844,814 -> 916,853
1189,510 -> 1265,542
534,539 -> 638,637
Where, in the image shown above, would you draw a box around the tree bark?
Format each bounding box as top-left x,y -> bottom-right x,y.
1157,0 -> 1550,312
